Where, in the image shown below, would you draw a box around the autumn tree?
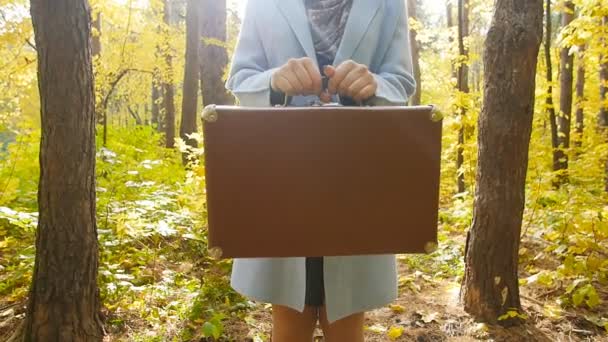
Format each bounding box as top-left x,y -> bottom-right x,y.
456,0 -> 469,194
462,0 -> 543,325
151,78 -> 162,129
162,0 -> 176,148
408,0 -> 422,106
545,0 -> 560,176
601,17 -> 608,128
180,0 -> 201,159
200,0 -> 233,107
601,16 -> 608,191
24,0 -> 103,339
574,45 -> 585,149
555,0 -> 575,184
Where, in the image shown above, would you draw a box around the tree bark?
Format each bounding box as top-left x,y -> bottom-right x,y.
555,1 -> 575,184
91,11 -> 101,57
25,0 -> 103,340
200,0 -> 234,109
574,45 -> 585,149
408,0 -> 422,106
462,0 -> 543,326
545,0 -> 560,175
162,0 -> 175,148
456,0 -> 469,194
180,0 -> 201,161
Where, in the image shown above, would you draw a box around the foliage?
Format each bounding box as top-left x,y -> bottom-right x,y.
1,126 -> 249,340
1,0 -> 608,339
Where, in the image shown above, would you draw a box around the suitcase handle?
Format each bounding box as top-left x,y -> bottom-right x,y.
274,76 -> 365,108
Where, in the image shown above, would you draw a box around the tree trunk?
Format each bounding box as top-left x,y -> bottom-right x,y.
200,0 -> 233,109
456,0 -> 469,194
545,0 -> 560,175
461,0 -> 543,326
25,0 -> 103,340
163,0 -> 175,148
574,45 -> 585,149
91,11 -> 101,57
151,77 -> 161,129
408,0 -> 422,106
180,0 -> 201,162
555,1 -> 575,185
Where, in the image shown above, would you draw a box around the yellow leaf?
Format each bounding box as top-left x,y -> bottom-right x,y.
389,304 -> 405,314
387,326 -> 405,340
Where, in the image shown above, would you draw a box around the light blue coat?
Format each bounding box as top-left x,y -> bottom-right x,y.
225,0 -> 416,323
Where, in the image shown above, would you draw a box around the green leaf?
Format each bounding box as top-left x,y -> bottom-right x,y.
202,321 -> 221,339
572,288 -> 585,306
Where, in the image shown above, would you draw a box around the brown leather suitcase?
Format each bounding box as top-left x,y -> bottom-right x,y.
201,104 -> 442,259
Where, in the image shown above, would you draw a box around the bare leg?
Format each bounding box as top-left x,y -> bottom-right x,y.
272,305 -> 318,342
319,306 -> 365,342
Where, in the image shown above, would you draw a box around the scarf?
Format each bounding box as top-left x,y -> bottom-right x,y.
304,0 -> 354,67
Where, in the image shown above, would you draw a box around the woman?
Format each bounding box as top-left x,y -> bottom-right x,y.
225,0 -> 416,340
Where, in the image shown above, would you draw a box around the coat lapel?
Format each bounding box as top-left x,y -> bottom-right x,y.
273,0 -> 382,66
334,0 -> 382,65
274,0 -> 317,62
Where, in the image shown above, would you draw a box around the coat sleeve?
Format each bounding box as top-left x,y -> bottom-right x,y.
225,0 -> 277,107
368,1 -> 417,106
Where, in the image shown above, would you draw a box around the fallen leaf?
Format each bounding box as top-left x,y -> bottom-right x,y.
387,326 -> 405,340
389,304 -> 405,314
422,311 -> 440,324
365,324 -> 387,333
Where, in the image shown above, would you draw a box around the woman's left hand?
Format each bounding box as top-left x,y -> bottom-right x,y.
322,61 -> 377,103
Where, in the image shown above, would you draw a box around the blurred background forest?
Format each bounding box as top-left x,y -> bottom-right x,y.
0,0 -> 607,341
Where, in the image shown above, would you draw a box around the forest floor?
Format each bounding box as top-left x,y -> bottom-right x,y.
218,240 -> 608,342
1,231 -> 607,342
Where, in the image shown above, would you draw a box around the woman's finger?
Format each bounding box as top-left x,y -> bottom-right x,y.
281,69 -> 304,95
327,61 -> 356,94
302,58 -> 322,94
290,59 -> 314,94
353,83 -> 377,102
323,65 -> 336,78
345,75 -> 370,99
275,73 -> 296,95
339,65 -> 368,95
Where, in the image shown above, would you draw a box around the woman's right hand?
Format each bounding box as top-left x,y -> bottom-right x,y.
271,57 -> 322,97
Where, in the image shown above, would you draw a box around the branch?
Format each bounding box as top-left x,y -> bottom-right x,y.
100,68 -> 153,114
25,38 -> 36,50
127,105 -> 143,125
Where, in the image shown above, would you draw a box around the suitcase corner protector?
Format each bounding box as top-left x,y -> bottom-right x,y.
202,104 -> 219,123
208,246 -> 224,259
424,241 -> 438,254
429,105 -> 443,123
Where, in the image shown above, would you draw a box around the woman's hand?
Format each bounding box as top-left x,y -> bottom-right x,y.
324,61 -> 377,103
271,57 -> 323,96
